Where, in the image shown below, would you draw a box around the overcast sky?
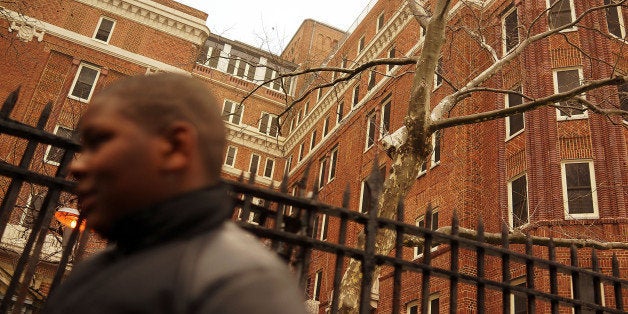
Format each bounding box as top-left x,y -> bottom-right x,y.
176,0 -> 375,54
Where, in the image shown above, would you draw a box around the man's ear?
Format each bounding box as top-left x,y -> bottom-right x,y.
158,121 -> 197,172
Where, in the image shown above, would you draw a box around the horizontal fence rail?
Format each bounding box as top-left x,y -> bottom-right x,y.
0,89 -> 626,313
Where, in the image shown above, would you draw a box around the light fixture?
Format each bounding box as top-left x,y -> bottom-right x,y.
54,207 -> 85,231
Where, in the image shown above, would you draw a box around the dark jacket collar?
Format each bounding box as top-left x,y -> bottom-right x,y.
105,184 -> 234,253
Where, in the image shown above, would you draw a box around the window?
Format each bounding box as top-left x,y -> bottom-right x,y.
358,35 -> 365,53
619,82 -> 628,121
238,198 -> 263,225
605,0 -> 626,38
414,209 -> 439,258
322,116 -> 330,138
434,57 -> 443,89
561,161 -> 598,218
20,193 -> 43,228
224,146 -> 237,167
93,17 -> 115,43
310,130 -> 317,150
289,118 -> 295,133
203,46 -> 221,68
298,143 -> 305,162
313,270 -> 323,301
329,146 -> 338,181
554,68 -> 586,119
352,85 -> 360,107
222,100 -> 243,125
69,63 -> 100,101
259,113 -> 279,137
368,71 -> 376,90
380,98 -> 391,136
417,160 -> 427,177
318,158 -> 328,190
503,7 -> 519,53
571,272 -> 605,313
508,174 -> 529,228
548,0 -> 575,30
337,101 -> 345,123
44,125 -> 74,165
365,112 -> 376,150
317,88 -> 323,102
510,278 -> 528,314
263,158 -> 274,178
406,301 -> 418,314
377,12 -> 385,32
431,130 -> 441,167
388,47 -> 396,71
428,295 -> 440,314
249,154 -> 260,175
506,87 -> 524,137
304,101 -> 309,116
227,56 -> 256,80
359,180 -> 372,213
285,155 -> 293,174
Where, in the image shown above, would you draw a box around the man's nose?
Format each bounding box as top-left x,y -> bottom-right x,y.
68,154 -> 87,181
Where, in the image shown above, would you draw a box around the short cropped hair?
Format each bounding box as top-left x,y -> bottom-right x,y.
95,73 -> 226,179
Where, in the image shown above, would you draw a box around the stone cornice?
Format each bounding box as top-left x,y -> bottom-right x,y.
226,125 -> 284,157
76,0 -> 209,45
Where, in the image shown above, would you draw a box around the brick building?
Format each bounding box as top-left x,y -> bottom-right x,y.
0,0 -> 626,312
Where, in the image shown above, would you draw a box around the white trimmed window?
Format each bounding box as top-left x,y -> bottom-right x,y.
222,100 -> 243,125
414,209 -> 439,258
285,155 -> 293,174
310,130 -> 317,150
263,158 -> 275,179
328,146 -> 338,182
318,157 -> 328,190
561,160 -> 599,219
337,101 -> 345,123
406,301 -> 418,314
428,295 -> 440,314
313,270 -> 323,301
368,71 -> 376,90
352,85 -> 360,108
388,47 -> 396,72
224,146 -> 237,167
322,116 -> 330,138
506,87 -> 524,138
298,143 -> 305,162
508,174 -> 529,228
380,98 -> 391,137
359,180 -> 372,214
431,130 -> 441,167
259,113 -> 279,137
44,125 -> 74,165
510,278 -> 527,314
502,7 -> 519,54
249,154 -> 260,175
227,56 -> 256,80
317,88 -> 323,102
304,101 -> 309,116
605,0 -> 626,39
93,16 -> 115,43
548,0 -> 576,30
570,272 -> 605,311
358,35 -> 365,53
377,12 -> 385,32
554,68 -> 586,120
319,214 -> 328,241
417,160 -> 427,177
365,112 -> 376,150
69,63 -> 100,102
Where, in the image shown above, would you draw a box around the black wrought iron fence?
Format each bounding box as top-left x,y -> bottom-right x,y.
0,89 -> 626,314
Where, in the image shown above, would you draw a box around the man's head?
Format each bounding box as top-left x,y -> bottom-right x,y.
70,73 -> 226,235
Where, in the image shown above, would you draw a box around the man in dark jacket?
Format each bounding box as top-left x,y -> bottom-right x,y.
43,73 -> 307,314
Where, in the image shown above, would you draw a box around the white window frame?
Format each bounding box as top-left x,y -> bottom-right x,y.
317,88 -> 323,102
222,100 -> 243,125
406,300 -> 419,314
310,130 -> 317,150
505,87 -> 525,140
304,101 -> 309,116
359,180 -> 371,214
357,35 -> 365,53
318,157 -> 328,190
249,154 -> 261,176
352,85 -> 360,108
298,143 -> 305,162
337,101 -> 345,123
68,63 -> 101,102
509,277 -> 527,314
224,146 -> 238,167
561,160 -> 599,219
322,116 -> 330,138
368,71 -> 376,90
502,6 -> 519,55
328,146 -> 338,182
508,173 -> 529,229
263,158 -> 275,179
312,270 -> 323,301
376,12 -> 385,32
430,130 -> 441,168
380,100 -> 391,137
554,67 -> 587,120
258,112 -> 279,137
93,16 -> 116,43
44,125 -> 74,166
605,0 -> 626,39
365,112 -> 376,151
388,47 -> 396,72
417,161 -> 427,178
285,155 -> 293,174
319,214 -> 328,241
547,0 -> 577,31
569,273 -> 606,310
413,209 -> 439,259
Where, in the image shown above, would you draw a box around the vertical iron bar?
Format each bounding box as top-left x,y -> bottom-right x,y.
295,162 -> 312,289
591,249 -> 602,314
501,223 -> 511,314
611,253 -> 623,311
525,235 -> 535,313
391,200 -> 404,314
420,204 -> 433,314
570,245 -> 581,314
359,160 -> 382,314
548,238 -> 558,314
449,211 -> 459,314
0,86 -> 20,119
330,184 -> 350,314
48,211 -> 88,294
271,172 -> 289,251
476,219 -> 485,314
0,101 -> 52,239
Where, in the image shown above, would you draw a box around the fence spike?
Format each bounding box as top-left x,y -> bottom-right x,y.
612,253 -> 624,310
279,171 -> 289,193
1,86 -> 20,119
238,170 -> 245,182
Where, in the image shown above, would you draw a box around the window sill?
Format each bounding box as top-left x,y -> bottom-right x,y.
556,114 -> 588,121
430,161 -> 440,170
505,129 -> 524,142
564,212 -> 599,220
67,95 -> 90,103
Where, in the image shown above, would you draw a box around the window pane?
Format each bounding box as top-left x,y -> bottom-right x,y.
565,163 -> 594,214
504,8 -> 519,52
507,90 -> 524,135
71,66 -> 98,99
95,18 -> 114,42
549,0 -> 573,29
556,69 -> 584,116
222,101 -> 233,121
511,175 -> 528,228
605,0 -> 623,37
